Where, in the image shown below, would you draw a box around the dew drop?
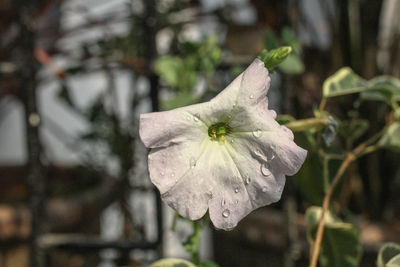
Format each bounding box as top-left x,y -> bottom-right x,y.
261,163 -> 272,176
161,192 -> 170,198
249,94 -> 254,99
252,129 -> 262,138
160,171 -> 165,176
221,199 -> 226,207
193,114 -> 200,122
234,187 -> 239,193
245,176 -> 251,185
235,200 -> 239,204
190,157 -> 196,168
222,209 -> 230,218
262,187 -> 268,193
171,172 -> 175,177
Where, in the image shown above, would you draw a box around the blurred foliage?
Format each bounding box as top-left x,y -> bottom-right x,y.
258,46 -> 292,72
286,64 -> 400,266
377,243 -> 400,267
155,36 -> 222,110
264,27 -> 304,74
306,207 -> 362,267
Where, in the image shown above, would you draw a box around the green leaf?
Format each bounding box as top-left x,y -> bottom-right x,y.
377,242 -> 400,267
278,54 -> 304,74
361,76 -> 400,106
323,67 -> 367,98
294,153 -> 324,204
150,258 -> 196,267
387,254 -> 400,267
276,114 -> 296,125
155,56 -> 197,92
338,119 -> 369,146
281,27 -> 301,52
379,122 -> 400,152
306,206 -> 362,267
259,46 -> 292,71
161,92 -> 200,110
155,56 -> 183,89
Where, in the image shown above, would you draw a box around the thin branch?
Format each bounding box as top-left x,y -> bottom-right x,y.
309,152 -> 355,267
309,124 -> 389,267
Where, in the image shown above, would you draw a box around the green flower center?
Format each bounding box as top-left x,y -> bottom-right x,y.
208,122 -> 231,141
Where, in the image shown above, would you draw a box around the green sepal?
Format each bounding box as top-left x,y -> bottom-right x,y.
258,46 -> 292,71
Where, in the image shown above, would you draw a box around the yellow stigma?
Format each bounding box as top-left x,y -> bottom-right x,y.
211,129 -> 217,139
208,122 -> 231,142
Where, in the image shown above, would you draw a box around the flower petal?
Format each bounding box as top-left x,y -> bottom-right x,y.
207,141 -> 288,230
139,57 -> 307,231
212,58 -> 270,108
159,141 -> 250,223
139,103 -> 209,148
232,129 -> 307,176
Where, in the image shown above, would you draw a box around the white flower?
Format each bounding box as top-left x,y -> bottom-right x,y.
139,59 -> 307,230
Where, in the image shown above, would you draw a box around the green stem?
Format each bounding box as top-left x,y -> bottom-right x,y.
191,222 -> 201,264
319,97 -> 327,112
322,156 -> 330,193
285,118 -> 329,132
310,122 -> 390,267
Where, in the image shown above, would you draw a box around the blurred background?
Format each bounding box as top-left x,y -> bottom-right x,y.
0,0 -> 399,266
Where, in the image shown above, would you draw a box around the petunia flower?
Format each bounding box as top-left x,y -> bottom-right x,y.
139,59 -> 307,230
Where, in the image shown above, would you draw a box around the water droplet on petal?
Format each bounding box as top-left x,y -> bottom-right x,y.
252,129 -> 262,138
261,163 -> 272,176
190,157 -> 196,168
161,192 -> 170,198
171,172 -> 175,177
233,103 -> 236,107
160,172 -> 165,176
249,94 -> 254,99
221,199 -> 226,207
262,187 -> 268,193
235,200 -> 239,204
207,191 -> 213,199
222,209 -> 230,218
234,187 -> 239,193
193,114 -> 200,122
245,176 -> 251,185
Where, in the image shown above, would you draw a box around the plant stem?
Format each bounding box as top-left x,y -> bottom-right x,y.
319,98 -> 327,112
309,125 -> 388,267
286,118 -> 329,132
309,153 -> 355,267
